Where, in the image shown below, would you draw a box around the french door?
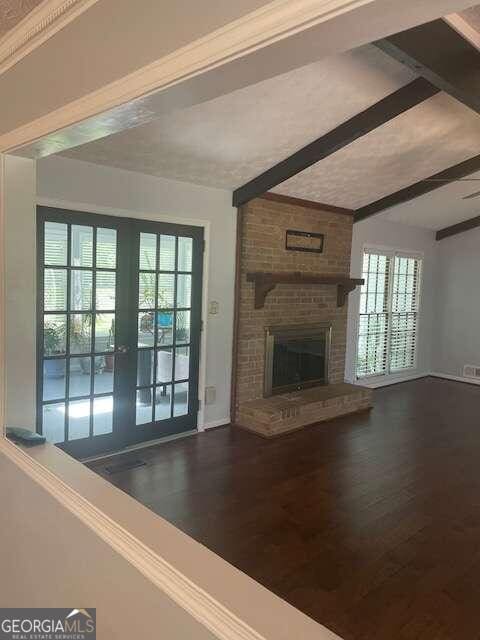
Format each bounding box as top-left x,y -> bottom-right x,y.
37,207 -> 203,459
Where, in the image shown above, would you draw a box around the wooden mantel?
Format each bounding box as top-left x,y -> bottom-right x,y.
246,272 -> 364,309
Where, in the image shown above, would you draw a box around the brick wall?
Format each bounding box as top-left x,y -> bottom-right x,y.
235,197 -> 354,410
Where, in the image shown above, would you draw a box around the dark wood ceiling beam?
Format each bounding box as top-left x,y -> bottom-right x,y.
436,215 -> 480,241
232,77 -> 439,207
354,154 -> 480,223
375,19 -> 480,115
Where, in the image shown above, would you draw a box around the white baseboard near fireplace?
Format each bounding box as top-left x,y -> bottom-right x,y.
358,372 -> 480,389
349,371 -> 429,389
429,372 -> 480,387
204,417 -> 230,430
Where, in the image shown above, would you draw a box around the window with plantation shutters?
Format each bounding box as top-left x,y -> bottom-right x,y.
389,255 -> 421,372
356,249 -> 422,379
356,252 -> 391,378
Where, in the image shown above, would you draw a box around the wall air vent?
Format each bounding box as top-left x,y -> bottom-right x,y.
463,364 -> 480,379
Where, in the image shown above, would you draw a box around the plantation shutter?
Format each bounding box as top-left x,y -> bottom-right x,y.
356,249 -> 422,379
44,222 -> 68,311
356,250 -> 391,378
389,254 -> 421,372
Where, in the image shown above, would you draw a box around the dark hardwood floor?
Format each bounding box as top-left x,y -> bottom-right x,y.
87,378 -> 480,640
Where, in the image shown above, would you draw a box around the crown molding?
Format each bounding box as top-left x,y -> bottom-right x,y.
0,0 -> 100,76
0,0 -> 376,153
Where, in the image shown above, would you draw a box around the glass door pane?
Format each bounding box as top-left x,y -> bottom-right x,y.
39,210 -> 120,456
133,227 -> 201,441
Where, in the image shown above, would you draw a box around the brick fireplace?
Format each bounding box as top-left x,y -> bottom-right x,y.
232,195 -> 372,437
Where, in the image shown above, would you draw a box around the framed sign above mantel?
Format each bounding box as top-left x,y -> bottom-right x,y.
285,229 -> 324,253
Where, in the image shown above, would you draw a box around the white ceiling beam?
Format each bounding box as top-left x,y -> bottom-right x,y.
5,0 -> 477,158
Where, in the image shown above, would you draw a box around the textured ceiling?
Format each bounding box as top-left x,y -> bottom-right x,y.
62,45 -> 416,188
0,0 -> 43,38
59,40 -> 480,228
383,169 -> 480,230
275,92 -> 480,209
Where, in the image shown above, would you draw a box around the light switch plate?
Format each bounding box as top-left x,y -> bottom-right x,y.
205,386 -> 216,405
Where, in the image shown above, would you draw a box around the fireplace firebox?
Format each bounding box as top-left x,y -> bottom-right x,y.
264,324 -> 332,397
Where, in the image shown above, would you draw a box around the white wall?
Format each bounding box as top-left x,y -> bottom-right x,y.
37,156 -> 236,428
345,217 -> 437,386
0,446 -> 219,639
431,227 -> 480,379
4,155 -> 36,428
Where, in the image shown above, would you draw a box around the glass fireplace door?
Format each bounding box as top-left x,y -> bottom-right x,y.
264,324 -> 332,396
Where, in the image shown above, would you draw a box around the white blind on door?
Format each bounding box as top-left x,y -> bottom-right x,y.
357,251 -> 391,378
356,250 -> 422,379
389,254 -> 421,372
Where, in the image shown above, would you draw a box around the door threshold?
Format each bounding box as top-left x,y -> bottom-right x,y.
80,429 -> 198,463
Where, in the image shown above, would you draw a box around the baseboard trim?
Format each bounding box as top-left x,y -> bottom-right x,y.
352,372 -> 429,389
81,430 -> 198,463
429,372 -> 480,387
203,418 -> 230,430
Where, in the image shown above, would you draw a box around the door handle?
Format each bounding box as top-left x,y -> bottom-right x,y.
116,345 -> 129,354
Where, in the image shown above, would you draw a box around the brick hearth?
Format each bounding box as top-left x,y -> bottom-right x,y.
237,383 -> 372,438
